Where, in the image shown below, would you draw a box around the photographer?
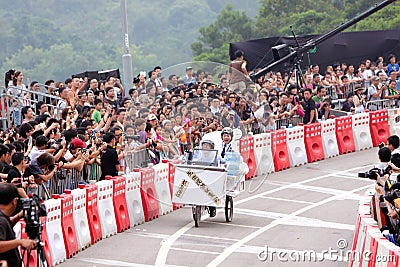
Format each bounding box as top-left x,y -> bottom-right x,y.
0,183 -> 36,267
388,135 -> 400,155
7,152 -> 34,198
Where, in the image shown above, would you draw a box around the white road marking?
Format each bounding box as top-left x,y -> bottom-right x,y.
257,196 -> 314,204
170,247 -> 221,255
155,165 -> 371,266
155,221 -> 194,266
205,183 -> 372,267
234,208 -> 355,231
235,166 -> 371,206
201,221 -> 262,229
183,233 -> 239,242
76,258 -> 185,267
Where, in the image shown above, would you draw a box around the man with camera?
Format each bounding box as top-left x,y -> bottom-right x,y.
388,135 -> 400,155
0,183 -> 36,267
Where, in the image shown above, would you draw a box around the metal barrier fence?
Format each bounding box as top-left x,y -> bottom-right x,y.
125,149 -> 150,170
365,99 -> 397,111
275,115 -> 303,129
0,85 -> 61,129
45,163 -> 102,198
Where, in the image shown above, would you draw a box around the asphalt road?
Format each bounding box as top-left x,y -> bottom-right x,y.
60,148 -> 378,267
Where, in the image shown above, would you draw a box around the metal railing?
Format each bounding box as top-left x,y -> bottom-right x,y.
1,85 -> 62,129
365,99 -> 397,111
45,163 -> 102,197
275,115 -> 303,129
125,149 -> 151,170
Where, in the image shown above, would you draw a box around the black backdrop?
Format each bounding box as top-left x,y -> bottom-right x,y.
229,30 -> 400,73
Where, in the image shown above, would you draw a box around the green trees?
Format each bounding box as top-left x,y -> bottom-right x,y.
191,4 -> 255,64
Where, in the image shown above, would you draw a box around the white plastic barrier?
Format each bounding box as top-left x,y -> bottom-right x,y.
44,198 -> 66,265
321,119 -> 339,158
152,163 -> 173,215
96,180 -> 117,238
124,172 -> 145,226
253,133 -> 274,175
352,113 -> 373,151
388,108 -> 400,136
375,240 -> 400,267
67,188 -> 91,251
286,126 -> 307,167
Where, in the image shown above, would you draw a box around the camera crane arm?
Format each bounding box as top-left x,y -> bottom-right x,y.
251,0 -> 397,80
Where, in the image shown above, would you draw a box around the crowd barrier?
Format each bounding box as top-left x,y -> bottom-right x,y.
13,108 -> 400,267
349,189 -> 400,267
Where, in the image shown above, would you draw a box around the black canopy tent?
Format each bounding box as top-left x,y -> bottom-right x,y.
229,30 -> 400,74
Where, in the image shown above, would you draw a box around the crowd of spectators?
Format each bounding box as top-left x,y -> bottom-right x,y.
0,52 -> 400,197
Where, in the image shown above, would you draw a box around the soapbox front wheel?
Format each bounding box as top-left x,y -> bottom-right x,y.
192,205 -> 202,227
225,196 -> 233,222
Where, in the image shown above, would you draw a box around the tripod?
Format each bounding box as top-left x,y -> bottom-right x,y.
283,60 -> 307,93
21,220 -> 49,267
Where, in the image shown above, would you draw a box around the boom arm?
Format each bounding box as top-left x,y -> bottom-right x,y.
251,0 -> 397,80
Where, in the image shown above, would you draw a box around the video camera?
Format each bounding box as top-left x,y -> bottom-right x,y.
384,189 -> 400,205
19,195 -> 47,242
358,166 -> 392,180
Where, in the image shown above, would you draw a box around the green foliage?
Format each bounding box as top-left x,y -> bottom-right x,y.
191,4 -> 254,64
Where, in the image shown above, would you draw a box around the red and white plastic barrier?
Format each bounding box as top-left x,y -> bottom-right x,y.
253,132 -> 274,175
271,129 -> 290,172
152,163 -> 173,215
285,126 -> 307,167
239,136 -> 257,179
96,180 -> 117,238
78,183 -> 102,245
388,108 -> 400,136
124,172 -> 145,226
65,188 -> 91,251
321,119 -> 339,158
335,116 -> 356,154
304,123 -> 325,162
43,198 -> 66,265
164,161 -> 185,210
369,110 -> 390,147
106,176 -> 130,232
349,188 -> 400,267
137,168 -> 160,222
52,193 -> 78,259
352,113 -> 373,151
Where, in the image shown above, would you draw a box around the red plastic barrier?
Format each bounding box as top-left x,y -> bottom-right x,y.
135,168 -> 159,222
106,175 -> 130,232
78,184 -> 102,244
40,217 -> 53,267
369,109 -> 390,147
304,123 -> 325,162
335,116 -> 355,154
52,193 -> 78,258
239,136 -> 257,179
162,160 -> 184,210
271,129 -> 290,172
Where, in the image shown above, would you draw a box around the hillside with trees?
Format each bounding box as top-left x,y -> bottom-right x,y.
0,0 -> 399,84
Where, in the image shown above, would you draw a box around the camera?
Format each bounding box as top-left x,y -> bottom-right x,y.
19,195 -> 47,242
358,166 -> 392,180
384,189 -> 400,204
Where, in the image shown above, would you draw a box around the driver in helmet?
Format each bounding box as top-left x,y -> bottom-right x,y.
219,127 -> 234,160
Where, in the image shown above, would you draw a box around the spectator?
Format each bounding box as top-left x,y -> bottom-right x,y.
0,183 -> 36,267
21,106 -> 34,124
228,50 -> 249,91
388,135 -> 400,155
100,132 -> 120,180
302,88 -> 316,124
386,54 -> 400,76
181,66 -> 197,86
368,76 -> 383,101
341,93 -> 355,113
